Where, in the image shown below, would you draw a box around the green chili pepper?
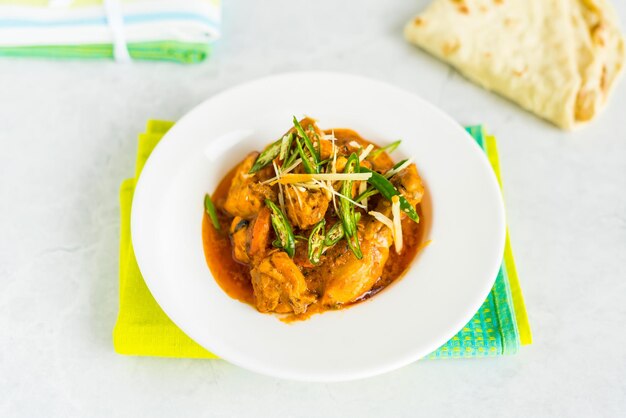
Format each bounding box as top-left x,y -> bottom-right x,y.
323,213 -> 360,248
317,135 -> 322,159
339,153 -> 359,236
354,187 -> 379,203
295,136 -> 318,174
360,167 -> 420,223
391,158 -> 408,170
384,159 -> 409,179
324,221 -> 344,246
249,138 -> 282,174
293,116 -> 320,168
281,132 -> 299,169
279,133 -> 293,161
307,219 -> 326,265
370,140 -> 401,159
204,193 -> 221,231
283,144 -> 299,169
265,199 -> 296,257
339,194 -> 358,239
345,233 -> 363,259
338,153 -> 362,259
308,125 -> 321,160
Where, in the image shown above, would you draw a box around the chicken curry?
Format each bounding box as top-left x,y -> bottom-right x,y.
202,117 -> 426,321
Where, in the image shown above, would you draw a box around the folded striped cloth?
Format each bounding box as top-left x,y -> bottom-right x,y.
113,120 -> 532,359
0,0 -> 220,63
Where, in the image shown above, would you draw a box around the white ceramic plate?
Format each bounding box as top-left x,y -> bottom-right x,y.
131,72 -> 505,381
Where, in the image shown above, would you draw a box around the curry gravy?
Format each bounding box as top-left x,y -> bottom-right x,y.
202,166 -> 254,304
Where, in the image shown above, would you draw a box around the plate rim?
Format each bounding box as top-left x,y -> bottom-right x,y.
131,71 -> 506,381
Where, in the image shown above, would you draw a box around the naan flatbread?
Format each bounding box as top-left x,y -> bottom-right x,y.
404,0 -> 625,129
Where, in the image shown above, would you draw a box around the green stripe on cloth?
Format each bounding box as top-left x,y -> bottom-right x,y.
0,41 -> 210,64
113,121 -> 531,359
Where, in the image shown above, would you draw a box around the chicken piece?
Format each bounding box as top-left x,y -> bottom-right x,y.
335,156 -> 347,173
369,151 -> 394,172
318,164 -> 423,305
299,117 -> 323,137
250,252 -> 316,314
360,160 -> 372,170
284,187 -> 330,229
293,240 -> 316,269
333,155 -> 372,174
391,163 -> 424,207
229,217 -> 250,264
247,206 -> 271,260
229,206 -> 271,265
318,138 -> 333,160
223,153 -> 276,219
318,212 -> 394,306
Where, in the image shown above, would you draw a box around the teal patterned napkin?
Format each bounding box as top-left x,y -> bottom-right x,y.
427,126 -> 531,358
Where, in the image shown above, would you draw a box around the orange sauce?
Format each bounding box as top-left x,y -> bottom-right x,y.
202,166 -> 254,304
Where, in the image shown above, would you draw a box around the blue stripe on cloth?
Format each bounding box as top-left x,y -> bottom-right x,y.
0,12 -> 218,30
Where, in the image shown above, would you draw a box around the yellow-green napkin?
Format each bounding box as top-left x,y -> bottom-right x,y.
114,120 -> 216,358
113,121 -> 531,359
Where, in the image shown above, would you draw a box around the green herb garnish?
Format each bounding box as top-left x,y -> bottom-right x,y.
204,193 -> 221,231
307,219 -> 326,265
249,138 -> 282,174
360,167 -> 419,223
279,133 -> 293,161
338,153 -> 363,259
370,140 -> 401,159
265,199 -> 296,257
293,116 -> 320,171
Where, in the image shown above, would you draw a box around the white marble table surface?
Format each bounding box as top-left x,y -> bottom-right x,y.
1,1 -> 625,416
